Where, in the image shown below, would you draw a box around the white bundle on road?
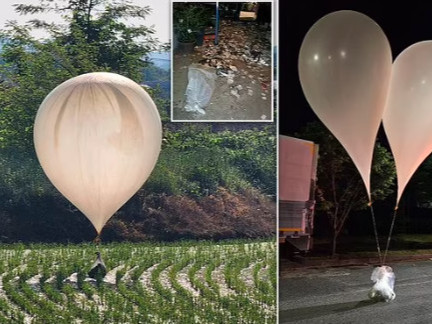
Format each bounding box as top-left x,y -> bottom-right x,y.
368,265 -> 396,302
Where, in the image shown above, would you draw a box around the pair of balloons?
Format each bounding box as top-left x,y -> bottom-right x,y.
34,72 -> 162,235
299,10 -> 432,207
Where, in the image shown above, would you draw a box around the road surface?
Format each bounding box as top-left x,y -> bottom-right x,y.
280,260 -> 432,323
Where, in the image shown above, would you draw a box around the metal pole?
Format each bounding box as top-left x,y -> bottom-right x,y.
215,2 -> 219,45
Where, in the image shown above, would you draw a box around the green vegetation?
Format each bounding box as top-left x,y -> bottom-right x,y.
0,123 -> 275,242
173,3 -> 213,43
0,240 -> 275,323
151,126 -> 276,197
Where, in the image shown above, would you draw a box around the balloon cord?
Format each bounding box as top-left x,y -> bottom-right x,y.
94,234 -> 101,251
383,207 -> 398,264
369,202 -> 382,265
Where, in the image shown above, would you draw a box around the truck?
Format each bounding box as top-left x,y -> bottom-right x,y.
279,135 -> 319,253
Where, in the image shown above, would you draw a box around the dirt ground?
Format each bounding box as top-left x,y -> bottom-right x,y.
172,20 -> 273,121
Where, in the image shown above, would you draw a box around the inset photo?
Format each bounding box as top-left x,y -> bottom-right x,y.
171,1 -> 273,121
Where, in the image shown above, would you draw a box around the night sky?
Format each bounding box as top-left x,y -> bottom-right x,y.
279,0 -> 432,135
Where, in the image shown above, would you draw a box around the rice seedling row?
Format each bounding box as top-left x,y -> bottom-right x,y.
0,240 -> 275,323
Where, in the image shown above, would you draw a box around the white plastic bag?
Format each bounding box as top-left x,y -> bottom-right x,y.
368,266 -> 396,302
184,64 -> 216,114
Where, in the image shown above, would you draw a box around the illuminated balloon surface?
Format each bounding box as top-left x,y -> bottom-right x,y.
383,41 -> 432,206
298,10 -> 392,199
34,72 -> 162,234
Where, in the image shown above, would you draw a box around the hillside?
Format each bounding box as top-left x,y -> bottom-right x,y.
148,51 -> 170,71
0,125 -> 276,243
143,51 -> 170,99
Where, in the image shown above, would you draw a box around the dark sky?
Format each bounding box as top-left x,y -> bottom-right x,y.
279,0 -> 432,135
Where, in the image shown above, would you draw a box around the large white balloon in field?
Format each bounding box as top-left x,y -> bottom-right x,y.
298,10 -> 392,200
34,72 -> 162,234
383,41 -> 432,206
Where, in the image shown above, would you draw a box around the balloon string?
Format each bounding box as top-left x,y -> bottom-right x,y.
369,201 -> 382,265
94,234 -> 101,252
383,206 -> 398,264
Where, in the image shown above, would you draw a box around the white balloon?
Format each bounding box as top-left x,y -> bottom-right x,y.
383,41 -> 432,206
34,72 -> 162,234
298,10 -> 392,200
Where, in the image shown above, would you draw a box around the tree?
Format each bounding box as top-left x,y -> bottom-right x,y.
297,122 -> 396,256
14,0 -> 159,80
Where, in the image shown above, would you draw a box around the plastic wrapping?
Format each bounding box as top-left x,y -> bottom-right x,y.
368,266 -> 396,302
184,64 -> 216,114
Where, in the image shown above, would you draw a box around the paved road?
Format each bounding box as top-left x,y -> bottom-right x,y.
280,260 -> 432,323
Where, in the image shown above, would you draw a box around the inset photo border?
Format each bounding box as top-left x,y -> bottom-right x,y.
171,0 -> 275,122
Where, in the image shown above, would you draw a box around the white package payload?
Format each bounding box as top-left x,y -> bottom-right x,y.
368,265 -> 396,302
184,64 -> 216,115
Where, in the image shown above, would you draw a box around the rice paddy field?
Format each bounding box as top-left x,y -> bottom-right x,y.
0,240 -> 276,323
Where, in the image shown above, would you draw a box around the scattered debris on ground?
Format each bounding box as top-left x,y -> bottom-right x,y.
196,20 -> 271,70
173,20 -> 273,121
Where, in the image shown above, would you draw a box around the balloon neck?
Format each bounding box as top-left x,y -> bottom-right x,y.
394,205 -> 399,211
94,234 -> 101,245
367,201 -> 372,207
